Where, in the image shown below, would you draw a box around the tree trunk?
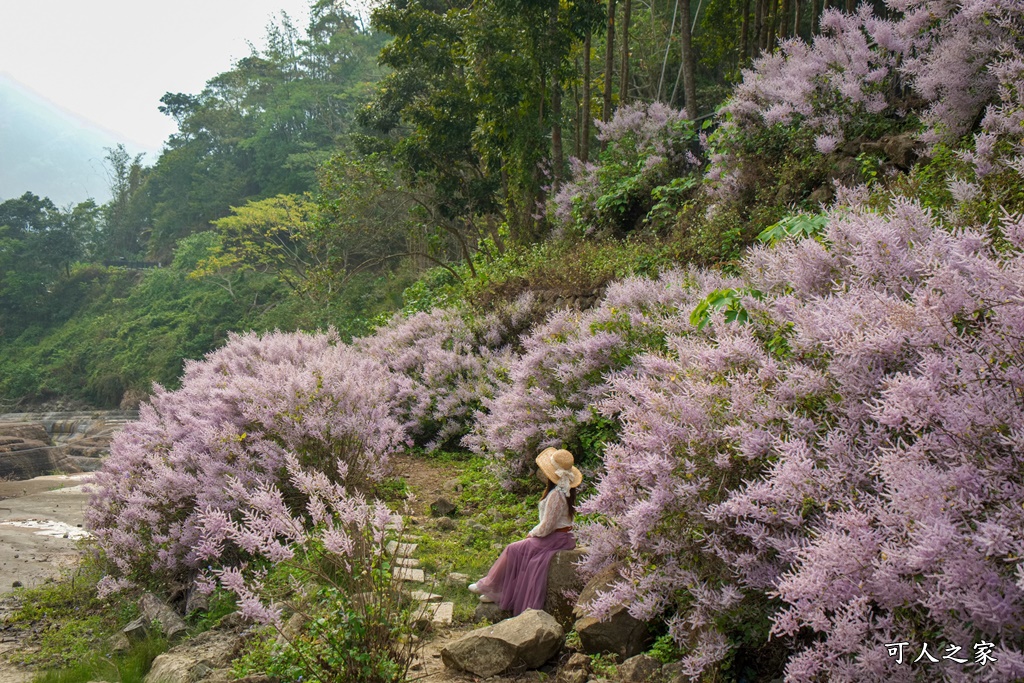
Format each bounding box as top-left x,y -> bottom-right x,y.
845,0 -> 855,12
582,30 -> 592,162
811,0 -> 820,35
619,0 -> 632,106
740,0 -> 751,63
678,0 -> 697,118
754,0 -> 765,53
767,0 -> 778,50
658,0 -> 681,99
779,0 -> 791,40
603,0 -> 616,127
793,0 -> 801,38
551,70 -> 564,188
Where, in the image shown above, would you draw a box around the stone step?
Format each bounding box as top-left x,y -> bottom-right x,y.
395,557 -> 420,568
407,590 -> 442,602
393,567 -> 425,582
412,601 -> 454,628
386,541 -> 418,557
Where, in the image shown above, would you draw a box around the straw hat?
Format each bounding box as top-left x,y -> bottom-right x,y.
536,447 -> 583,491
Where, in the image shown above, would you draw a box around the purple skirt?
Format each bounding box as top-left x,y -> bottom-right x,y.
474,530 -> 576,616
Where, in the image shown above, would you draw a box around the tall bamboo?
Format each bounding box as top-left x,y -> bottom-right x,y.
620,0 -> 632,105
603,0 -> 616,126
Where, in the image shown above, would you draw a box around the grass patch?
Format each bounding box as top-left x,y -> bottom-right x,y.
31,633 -> 167,683
0,553 -> 171,682
410,454 -> 541,622
3,556 -> 140,670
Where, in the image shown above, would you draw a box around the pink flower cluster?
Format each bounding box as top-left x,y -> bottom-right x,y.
462,268 -> 737,477
354,305 -> 517,452
574,198 -> 1024,680
86,329 -> 406,587
550,102 -> 698,234
708,0 -> 1024,199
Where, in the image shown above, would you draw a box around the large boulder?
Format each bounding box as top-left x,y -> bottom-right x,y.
442,609 -> 564,677
546,548 -> 586,629
573,564 -> 651,660
143,630 -> 242,683
139,592 -> 189,642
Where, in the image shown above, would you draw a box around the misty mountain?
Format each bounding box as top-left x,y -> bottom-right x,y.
0,76 -> 135,206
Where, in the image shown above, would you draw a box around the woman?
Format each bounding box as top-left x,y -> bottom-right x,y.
468,447 -> 582,616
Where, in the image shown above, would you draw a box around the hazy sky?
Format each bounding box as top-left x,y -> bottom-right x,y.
0,0 -> 318,156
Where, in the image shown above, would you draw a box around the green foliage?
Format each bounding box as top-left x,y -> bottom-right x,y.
145,4 -> 386,254
689,287 -> 763,330
29,634 -> 167,683
0,263 -> 285,406
588,652 -> 619,678
756,213 -> 828,245
574,411 -> 620,470
647,632 -> 684,664
236,578 -> 413,683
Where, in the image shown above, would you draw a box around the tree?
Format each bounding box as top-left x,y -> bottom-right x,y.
101,144 -> 148,259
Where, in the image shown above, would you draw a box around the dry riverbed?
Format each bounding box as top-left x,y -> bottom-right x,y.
0,474 -> 91,595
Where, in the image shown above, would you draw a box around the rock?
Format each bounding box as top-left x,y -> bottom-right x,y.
143,630 -> 242,683
0,423 -> 51,444
276,612 -> 308,645
0,437 -> 78,479
556,652 -> 591,683
434,516 -> 456,531
215,611 -> 246,630
407,589 -> 442,602
617,654 -> 661,683
139,592 -> 188,642
185,587 -> 210,615
122,616 -> 151,643
474,601 -> 512,623
108,632 -> 131,654
429,497 -> 457,517
386,541 -> 418,556
394,567 -> 425,582
448,572 -> 471,583
411,601 -> 454,629
881,133 -> 920,170
546,548 -> 586,630
573,565 -> 651,659
441,609 -> 564,677
11,581 -> 21,588
661,661 -> 685,683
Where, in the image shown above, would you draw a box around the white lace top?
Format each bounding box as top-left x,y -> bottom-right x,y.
528,490 -> 572,538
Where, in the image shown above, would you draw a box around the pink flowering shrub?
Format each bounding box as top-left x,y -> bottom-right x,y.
463,269 -> 738,477
707,0 -> 1024,204
195,453 -> 415,682
576,197 -> 1024,680
551,102 -> 700,236
354,306 -> 516,452
86,329 -> 407,589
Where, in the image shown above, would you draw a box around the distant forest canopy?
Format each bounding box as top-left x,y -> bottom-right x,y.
0,0 -> 1007,408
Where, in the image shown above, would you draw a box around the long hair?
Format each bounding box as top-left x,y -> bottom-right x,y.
542,480 -> 577,519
